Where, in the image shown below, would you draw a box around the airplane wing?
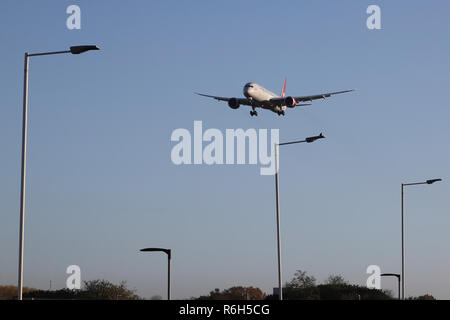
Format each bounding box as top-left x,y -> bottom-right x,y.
293,89 -> 355,102
270,89 -> 354,105
195,93 -> 252,106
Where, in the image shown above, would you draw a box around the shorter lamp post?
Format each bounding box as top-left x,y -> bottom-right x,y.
401,178 -> 442,299
140,248 -> 172,300
381,273 -> 401,300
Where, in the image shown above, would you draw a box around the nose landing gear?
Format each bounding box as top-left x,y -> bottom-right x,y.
250,110 -> 258,117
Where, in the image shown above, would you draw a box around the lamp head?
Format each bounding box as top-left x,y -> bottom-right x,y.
70,45 -> 100,54
140,248 -> 171,258
426,179 -> 442,185
306,133 -> 325,143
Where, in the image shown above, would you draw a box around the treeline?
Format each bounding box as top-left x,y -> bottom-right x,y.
196,286 -> 266,300
0,280 -> 140,300
1,271 -> 436,300
193,271 -> 436,300
267,271 -> 393,300
0,285 -> 37,300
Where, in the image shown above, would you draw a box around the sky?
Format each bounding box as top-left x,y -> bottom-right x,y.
0,0 -> 449,299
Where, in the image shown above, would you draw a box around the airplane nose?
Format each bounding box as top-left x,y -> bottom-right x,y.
243,86 -> 251,97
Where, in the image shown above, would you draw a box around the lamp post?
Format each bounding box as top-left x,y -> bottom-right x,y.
17,45 -> 100,300
381,273 -> 401,300
140,248 -> 172,300
274,133 -> 325,300
401,178 -> 442,299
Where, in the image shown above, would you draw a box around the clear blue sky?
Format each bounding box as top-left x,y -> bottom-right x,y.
1,0 -> 449,299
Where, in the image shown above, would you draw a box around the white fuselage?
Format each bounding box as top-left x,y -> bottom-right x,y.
243,82 -> 286,112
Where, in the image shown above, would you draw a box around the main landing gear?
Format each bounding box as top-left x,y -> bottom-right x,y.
277,111 -> 285,116
250,109 -> 258,117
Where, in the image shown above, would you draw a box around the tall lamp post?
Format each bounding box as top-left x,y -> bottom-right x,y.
381,273 -> 401,300
401,178 -> 442,299
140,248 -> 172,300
17,45 -> 100,300
274,133 -> 325,300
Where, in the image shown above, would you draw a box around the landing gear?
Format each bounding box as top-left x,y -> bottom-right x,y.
250,110 -> 258,117
277,111 -> 285,116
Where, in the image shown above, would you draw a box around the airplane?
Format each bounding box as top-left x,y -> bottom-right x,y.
196,79 -> 354,117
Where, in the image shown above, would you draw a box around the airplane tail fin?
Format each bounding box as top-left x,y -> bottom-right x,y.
281,78 -> 287,98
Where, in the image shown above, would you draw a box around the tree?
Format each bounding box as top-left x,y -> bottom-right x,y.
197,286 -> 266,300
286,270 -> 316,289
283,270 -> 319,300
82,279 -> 140,300
324,274 -> 348,286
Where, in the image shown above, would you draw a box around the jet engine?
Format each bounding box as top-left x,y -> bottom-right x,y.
284,96 -> 297,108
228,98 -> 240,109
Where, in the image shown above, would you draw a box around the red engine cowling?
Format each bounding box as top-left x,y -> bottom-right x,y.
284,96 -> 297,108
228,98 -> 240,109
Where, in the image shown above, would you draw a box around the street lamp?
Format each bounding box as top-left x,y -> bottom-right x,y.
140,248 -> 172,300
381,273 -> 401,300
17,45 -> 100,300
401,178 -> 442,299
274,133 -> 325,300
